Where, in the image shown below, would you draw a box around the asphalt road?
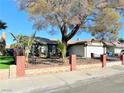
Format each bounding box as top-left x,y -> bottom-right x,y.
44,73 -> 124,93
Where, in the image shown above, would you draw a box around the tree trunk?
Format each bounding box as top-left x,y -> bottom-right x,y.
60,23 -> 81,63
62,38 -> 67,48
61,38 -> 67,63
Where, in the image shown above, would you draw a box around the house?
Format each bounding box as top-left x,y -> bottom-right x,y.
30,37 -> 60,58
9,36 -> 60,58
68,39 -> 104,58
103,41 -> 124,55
68,39 -> 124,58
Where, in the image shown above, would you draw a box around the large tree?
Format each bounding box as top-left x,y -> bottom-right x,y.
17,0 -> 124,49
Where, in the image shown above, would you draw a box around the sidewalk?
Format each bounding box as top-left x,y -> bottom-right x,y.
0,65 -> 124,93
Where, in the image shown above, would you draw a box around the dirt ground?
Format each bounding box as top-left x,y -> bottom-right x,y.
26,57 -> 101,69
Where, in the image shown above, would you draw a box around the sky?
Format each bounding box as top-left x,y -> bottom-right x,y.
0,0 -> 124,45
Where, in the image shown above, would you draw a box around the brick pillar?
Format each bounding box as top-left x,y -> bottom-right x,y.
121,55 -> 124,65
101,54 -> 107,68
69,55 -> 76,71
91,53 -> 94,58
16,56 -> 25,77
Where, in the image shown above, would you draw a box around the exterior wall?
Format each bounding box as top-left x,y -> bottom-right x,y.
31,44 -> 59,58
114,47 -> 124,54
86,46 -> 104,58
69,45 -> 85,57
69,42 -> 104,58
91,42 -> 103,46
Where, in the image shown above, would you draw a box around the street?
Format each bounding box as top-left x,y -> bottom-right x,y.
33,73 -> 124,93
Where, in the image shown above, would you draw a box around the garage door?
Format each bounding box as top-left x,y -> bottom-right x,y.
70,45 -> 84,57
87,46 -> 104,58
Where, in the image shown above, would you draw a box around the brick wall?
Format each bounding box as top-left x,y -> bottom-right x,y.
1,55 -> 124,79
25,66 -> 70,76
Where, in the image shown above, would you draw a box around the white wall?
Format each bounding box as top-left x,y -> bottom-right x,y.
91,42 -> 103,46
114,47 -> 124,54
69,45 -> 84,57
86,46 -> 104,58
69,45 -> 104,58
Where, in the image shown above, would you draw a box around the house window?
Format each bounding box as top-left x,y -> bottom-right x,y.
41,46 -> 45,53
48,45 -> 57,56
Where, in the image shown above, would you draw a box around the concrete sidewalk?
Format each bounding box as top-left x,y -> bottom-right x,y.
0,65 -> 124,93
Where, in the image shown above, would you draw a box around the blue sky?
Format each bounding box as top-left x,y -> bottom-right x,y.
0,0 -> 124,45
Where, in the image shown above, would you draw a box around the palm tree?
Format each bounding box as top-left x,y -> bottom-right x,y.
10,32 -> 36,62
0,20 -> 7,30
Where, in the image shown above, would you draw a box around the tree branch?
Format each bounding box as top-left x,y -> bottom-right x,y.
60,23 -> 67,36
66,15 -> 87,42
66,24 -> 81,41
55,15 -> 61,29
55,14 -> 67,37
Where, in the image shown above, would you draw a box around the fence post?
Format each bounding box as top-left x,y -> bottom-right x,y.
16,56 -> 25,77
101,54 -> 107,68
121,55 -> 124,65
69,55 -> 77,71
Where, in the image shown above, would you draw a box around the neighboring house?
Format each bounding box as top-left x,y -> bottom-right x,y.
103,41 -> 124,55
30,37 -> 60,58
68,39 -> 124,58
68,39 -> 104,58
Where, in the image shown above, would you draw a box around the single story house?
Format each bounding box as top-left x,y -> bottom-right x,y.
103,41 -> 124,55
30,37 -> 60,58
68,39 -> 124,58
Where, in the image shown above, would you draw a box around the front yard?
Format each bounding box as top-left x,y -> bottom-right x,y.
26,57 -> 101,69
0,56 -> 14,69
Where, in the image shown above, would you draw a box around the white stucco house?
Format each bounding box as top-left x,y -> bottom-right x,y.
68,39 -> 124,58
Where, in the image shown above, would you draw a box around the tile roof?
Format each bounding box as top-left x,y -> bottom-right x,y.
69,38 -> 101,45
69,38 -> 124,48
112,41 -> 124,47
34,37 -> 57,44
24,36 -> 58,45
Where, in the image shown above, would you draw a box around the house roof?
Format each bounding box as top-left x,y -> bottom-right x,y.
103,41 -> 114,46
69,38 -> 124,48
112,41 -> 124,48
34,37 -> 57,45
69,38 -> 102,45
